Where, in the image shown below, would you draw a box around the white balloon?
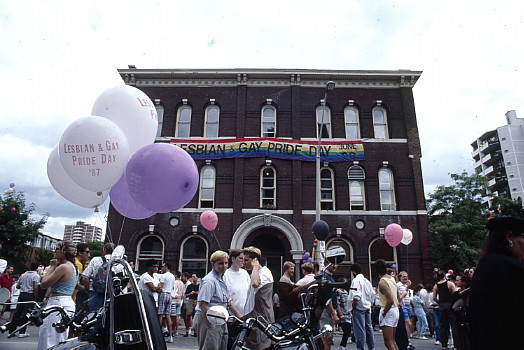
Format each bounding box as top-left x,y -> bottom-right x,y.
92,85 -> 158,156
59,116 -> 129,192
47,146 -> 109,208
401,228 -> 413,245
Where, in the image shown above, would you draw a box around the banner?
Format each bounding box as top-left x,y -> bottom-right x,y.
170,137 -> 364,162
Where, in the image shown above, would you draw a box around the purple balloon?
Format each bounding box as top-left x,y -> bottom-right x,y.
126,143 -> 199,213
9,183 -> 14,188
110,174 -> 156,220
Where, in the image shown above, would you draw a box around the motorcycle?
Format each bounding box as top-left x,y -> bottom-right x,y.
0,245 -> 166,350
212,275 -> 350,350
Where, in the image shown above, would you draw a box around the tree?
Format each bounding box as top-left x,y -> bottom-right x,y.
86,240 -> 104,258
427,172 -> 490,272
0,191 -> 47,271
489,196 -> 524,218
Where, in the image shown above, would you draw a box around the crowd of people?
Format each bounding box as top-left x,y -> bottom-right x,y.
1,215 -> 524,350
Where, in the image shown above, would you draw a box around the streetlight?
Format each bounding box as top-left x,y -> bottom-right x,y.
315,81 -> 336,221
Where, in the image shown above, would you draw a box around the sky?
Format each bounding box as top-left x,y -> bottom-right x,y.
1,1 -> 524,239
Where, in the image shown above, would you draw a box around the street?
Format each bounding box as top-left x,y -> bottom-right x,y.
0,322 -> 444,350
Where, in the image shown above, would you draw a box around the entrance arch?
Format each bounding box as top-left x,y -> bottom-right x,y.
231,214 -> 304,251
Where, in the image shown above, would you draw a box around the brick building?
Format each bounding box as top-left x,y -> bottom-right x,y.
109,68 -> 431,284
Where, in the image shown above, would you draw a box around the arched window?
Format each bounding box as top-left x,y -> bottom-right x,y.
199,165 -> 216,208
175,105 -> 192,137
379,168 -> 396,211
180,236 -> 208,277
260,166 -> 276,208
261,105 -> 276,137
348,165 -> 366,210
372,106 -> 388,139
136,235 -> 164,272
316,105 -> 332,139
155,103 -> 164,137
204,105 -> 220,137
344,106 -> 360,139
321,167 -> 335,210
369,237 -> 398,284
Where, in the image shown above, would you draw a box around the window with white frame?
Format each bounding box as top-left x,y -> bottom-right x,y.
175,105 -> 192,137
378,167 -> 396,210
316,105 -> 332,138
260,166 -> 276,208
199,165 -> 216,208
261,105 -> 276,137
368,237 -> 397,285
372,106 -> 388,139
155,103 -> 164,137
321,168 -> 335,210
136,235 -> 164,272
204,105 -> 220,137
348,165 -> 366,210
344,106 -> 360,139
180,236 -> 208,277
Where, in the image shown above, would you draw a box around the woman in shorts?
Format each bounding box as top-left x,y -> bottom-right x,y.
376,259 -> 400,350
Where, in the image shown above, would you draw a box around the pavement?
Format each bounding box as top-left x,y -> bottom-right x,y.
0,320 -> 446,350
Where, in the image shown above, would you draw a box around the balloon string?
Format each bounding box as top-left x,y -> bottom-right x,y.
115,198 -> 130,245
98,201 -> 112,244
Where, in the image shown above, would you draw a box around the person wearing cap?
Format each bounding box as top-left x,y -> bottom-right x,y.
469,216 -> 524,349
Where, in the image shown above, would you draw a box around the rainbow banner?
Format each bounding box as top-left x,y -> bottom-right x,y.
170,137 -> 364,162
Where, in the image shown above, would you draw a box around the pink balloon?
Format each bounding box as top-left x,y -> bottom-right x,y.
448,269 -> 454,275
384,223 -> 403,247
200,210 -> 218,231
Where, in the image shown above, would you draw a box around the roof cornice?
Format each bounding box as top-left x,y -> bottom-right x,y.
118,68 -> 422,89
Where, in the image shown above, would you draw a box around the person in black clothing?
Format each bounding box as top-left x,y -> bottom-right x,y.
469,216 -> 524,350
432,270 -> 456,350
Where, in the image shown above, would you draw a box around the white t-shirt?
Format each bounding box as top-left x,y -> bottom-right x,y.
139,272 -> 160,303
396,282 -> 413,306
224,268 -> 251,316
174,279 -> 184,305
158,271 -> 176,294
244,266 -> 274,315
296,273 -> 315,286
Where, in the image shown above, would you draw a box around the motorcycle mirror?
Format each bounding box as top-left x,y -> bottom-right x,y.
112,245 -> 126,259
206,305 -> 229,326
325,245 -> 345,265
0,288 -> 9,304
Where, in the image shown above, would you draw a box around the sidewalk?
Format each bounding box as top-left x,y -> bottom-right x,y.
0,322 -> 445,350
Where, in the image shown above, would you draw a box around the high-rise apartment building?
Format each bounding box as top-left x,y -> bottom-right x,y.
63,221 -> 103,243
471,110 -> 524,206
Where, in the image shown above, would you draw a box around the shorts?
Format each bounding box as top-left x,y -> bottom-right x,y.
170,302 -> 182,317
401,305 -> 412,320
157,292 -> 172,315
186,299 -> 197,316
379,306 -> 399,328
319,308 -> 334,337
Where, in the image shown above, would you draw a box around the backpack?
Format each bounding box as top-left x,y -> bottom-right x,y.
92,257 -> 109,293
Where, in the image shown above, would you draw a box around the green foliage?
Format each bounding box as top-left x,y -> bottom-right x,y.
86,240 -> 104,258
489,196 -> 524,217
427,171 -> 490,272
0,191 -> 47,271
34,248 -> 54,267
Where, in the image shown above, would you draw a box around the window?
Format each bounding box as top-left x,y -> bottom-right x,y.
344,106 -> 360,139
321,168 -> 335,210
378,168 -> 396,210
316,105 -> 332,138
155,104 -> 164,137
199,165 -> 216,208
260,166 -> 276,208
180,236 -> 208,277
372,106 -> 388,139
368,237 -> 398,284
348,165 -> 365,210
136,235 -> 164,272
205,105 -> 220,137
175,105 -> 192,137
261,105 -> 276,137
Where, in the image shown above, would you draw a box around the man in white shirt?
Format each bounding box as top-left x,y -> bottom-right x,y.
397,271 -> 414,337
82,242 -> 115,312
349,263 -> 375,350
158,263 -> 177,343
296,262 -> 315,286
138,259 -> 162,306
243,246 -> 274,350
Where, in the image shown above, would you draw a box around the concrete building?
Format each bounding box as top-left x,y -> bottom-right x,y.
471,110 -> 524,206
63,221 -> 103,243
109,68 -> 431,283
